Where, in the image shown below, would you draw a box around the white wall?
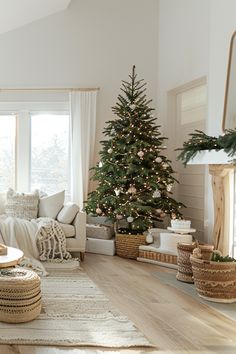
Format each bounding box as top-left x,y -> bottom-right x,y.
0,0 -> 158,167
157,0 -> 210,133
208,0 -> 236,136
157,0 -> 210,242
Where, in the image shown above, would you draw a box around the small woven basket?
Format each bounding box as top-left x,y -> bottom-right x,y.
190,256 -> 236,303
0,268 -> 41,323
116,233 -> 146,259
176,242 -> 197,283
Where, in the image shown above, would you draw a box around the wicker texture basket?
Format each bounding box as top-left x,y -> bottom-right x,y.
176,243 -> 197,283
116,233 -> 146,259
0,268 -> 41,323
190,256 -> 236,303
139,249 -> 177,265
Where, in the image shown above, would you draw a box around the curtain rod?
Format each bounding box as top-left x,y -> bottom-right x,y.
0,87 -> 99,92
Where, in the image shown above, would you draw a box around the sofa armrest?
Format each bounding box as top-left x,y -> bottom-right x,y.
71,211 -> 87,251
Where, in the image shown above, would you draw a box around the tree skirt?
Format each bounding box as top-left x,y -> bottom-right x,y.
0,270 -> 152,348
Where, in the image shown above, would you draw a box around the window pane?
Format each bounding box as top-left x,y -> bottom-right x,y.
0,115 -> 15,191
30,114 -> 70,197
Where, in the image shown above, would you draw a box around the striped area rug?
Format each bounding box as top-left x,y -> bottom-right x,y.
0,269 -> 152,348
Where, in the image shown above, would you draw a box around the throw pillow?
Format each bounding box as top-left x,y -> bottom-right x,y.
5,188 -> 39,221
38,190 -> 65,219
57,203 -> 80,224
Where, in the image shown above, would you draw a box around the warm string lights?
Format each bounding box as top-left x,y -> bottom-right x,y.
85,66 -> 184,233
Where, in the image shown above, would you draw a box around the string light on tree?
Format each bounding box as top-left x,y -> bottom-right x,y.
85,66 -> 184,234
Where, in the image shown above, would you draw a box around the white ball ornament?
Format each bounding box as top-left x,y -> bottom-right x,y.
153,190 -> 161,198
155,157 -> 162,163
127,216 -> 134,223
156,208 -> 162,214
99,161 -> 103,168
137,151 -> 144,158
108,148 -> 113,154
166,184 -> 173,192
96,208 -> 102,215
162,163 -> 169,169
130,104 -> 136,110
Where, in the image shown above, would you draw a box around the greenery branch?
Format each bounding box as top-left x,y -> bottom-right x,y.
176,129 -> 236,165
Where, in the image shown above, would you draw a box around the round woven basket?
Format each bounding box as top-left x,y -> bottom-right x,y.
115,233 -> 146,259
176,242 -> 197,283
190,256 -> 236,303
0,268 -> 42,323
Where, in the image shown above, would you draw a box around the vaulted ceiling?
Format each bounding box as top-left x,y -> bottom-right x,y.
0,0 -> 71,34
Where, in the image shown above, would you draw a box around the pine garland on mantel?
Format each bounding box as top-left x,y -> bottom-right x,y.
176,129 -> 236,165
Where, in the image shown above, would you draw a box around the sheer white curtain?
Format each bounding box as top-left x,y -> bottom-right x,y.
69,91 -> 97,209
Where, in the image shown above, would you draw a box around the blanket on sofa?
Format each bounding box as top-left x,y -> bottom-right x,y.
0,216 -> 71,275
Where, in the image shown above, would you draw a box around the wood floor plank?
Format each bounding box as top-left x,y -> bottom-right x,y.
1,253 -> 236,353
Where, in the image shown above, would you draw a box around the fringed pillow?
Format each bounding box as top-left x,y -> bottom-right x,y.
5,188 -> 39,221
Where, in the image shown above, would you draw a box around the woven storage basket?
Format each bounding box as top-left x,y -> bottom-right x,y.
139,249 -> 177,265
176,242 -> 197,283
190,256 -> 236,303
116,233 -> 146,259
0,268 -> 41,323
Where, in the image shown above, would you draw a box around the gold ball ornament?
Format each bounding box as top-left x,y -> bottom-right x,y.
128,186 -> 137,194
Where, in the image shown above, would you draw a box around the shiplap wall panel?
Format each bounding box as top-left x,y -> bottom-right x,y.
173,84 -> 207,241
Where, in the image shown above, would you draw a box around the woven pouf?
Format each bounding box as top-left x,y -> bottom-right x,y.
176,242 -> 197,283
0,268 -> 41,323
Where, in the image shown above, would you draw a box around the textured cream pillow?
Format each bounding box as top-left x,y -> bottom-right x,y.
38,190 -> 65,219
57,203 -> 80,224
5,188 -> 39,220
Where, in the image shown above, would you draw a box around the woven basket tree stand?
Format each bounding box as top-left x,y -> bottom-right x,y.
116,232 -> 146,259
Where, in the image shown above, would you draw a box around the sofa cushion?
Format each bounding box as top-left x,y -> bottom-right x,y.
59,223 -> 76,237
5,188 -> 39,221
38,191 -> 65,219
57,203 -> 79,224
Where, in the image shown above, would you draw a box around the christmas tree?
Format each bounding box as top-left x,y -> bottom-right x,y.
86,66 -> 183,234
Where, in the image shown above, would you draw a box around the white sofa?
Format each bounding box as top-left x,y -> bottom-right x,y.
0,192 -> 87,261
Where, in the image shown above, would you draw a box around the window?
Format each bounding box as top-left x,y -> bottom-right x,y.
31,113 -> 70,196
0,98 -> 71,199
0,115 -> 16,191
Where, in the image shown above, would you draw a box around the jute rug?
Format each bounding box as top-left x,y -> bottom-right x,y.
0,269 -> 152,348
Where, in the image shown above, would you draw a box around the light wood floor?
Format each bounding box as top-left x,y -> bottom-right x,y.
2,254 -> 236,354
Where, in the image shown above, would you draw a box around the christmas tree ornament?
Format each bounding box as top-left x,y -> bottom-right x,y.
116,214 -> 123,220
127,216 -> 134,223
96,207 -> 102,214
99,161 -> 103,167
156,208 -> 162,214
128,185 -> 137,194
137,150 -> 144,158
146,231 -> 153,244
108,148 -> 113,154
130,103 -> 136,110
160,212 -> 166,218
153,190 -> 161,198
114,188 -> 120,196
166,184 -> 173,192
162,163 -> 169,169
155,157 -> 162,163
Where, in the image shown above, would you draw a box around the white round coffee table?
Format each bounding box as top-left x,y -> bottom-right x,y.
0,246 -> 24,268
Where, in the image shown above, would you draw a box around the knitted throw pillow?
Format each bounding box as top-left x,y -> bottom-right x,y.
5,188 -> 39,221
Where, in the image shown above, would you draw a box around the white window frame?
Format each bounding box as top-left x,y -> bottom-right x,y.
0,101 -> 70,193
